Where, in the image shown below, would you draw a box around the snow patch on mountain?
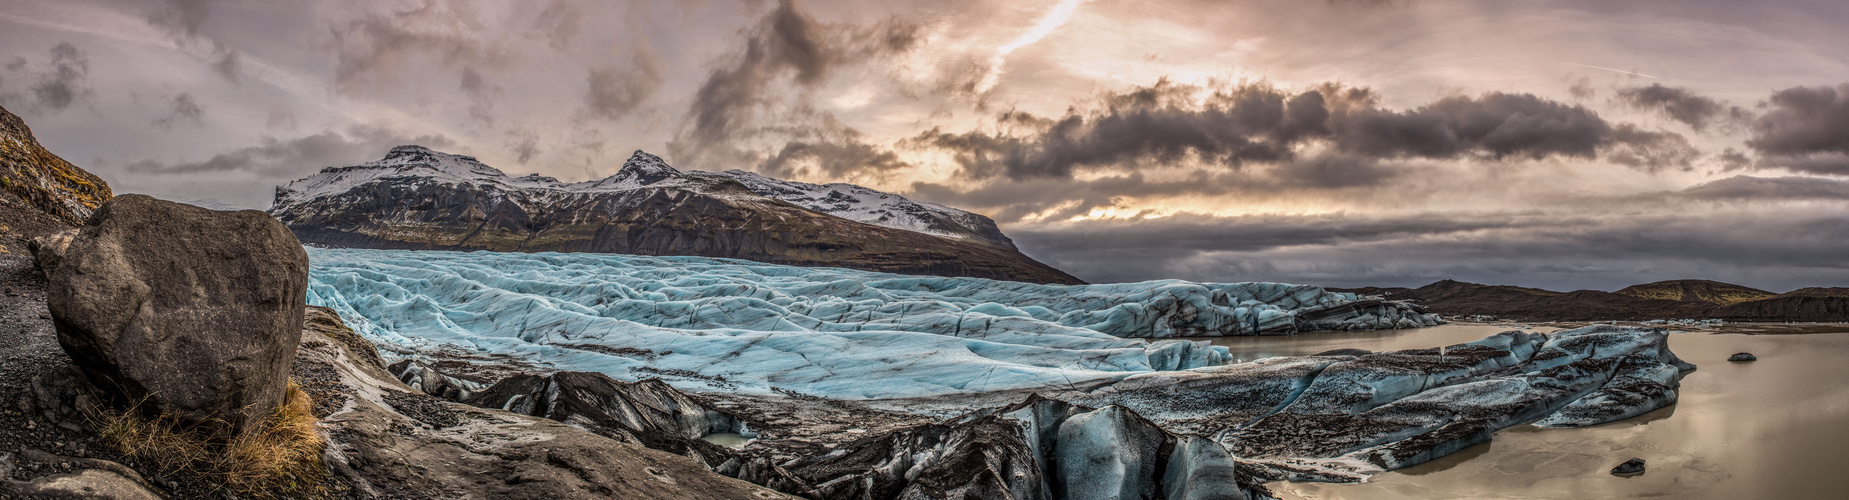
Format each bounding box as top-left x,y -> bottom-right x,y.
707,169 -> 1011,246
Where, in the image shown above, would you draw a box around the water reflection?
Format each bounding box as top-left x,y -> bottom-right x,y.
1191,324 -> 1849,499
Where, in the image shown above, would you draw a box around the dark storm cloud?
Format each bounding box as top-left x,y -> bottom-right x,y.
1009,210 -> 1849,290
1567,77 -> 1596,100
151,92 -> 205,130
1615,84 -> 1749,132
582,55 -> 662,121
1273,152 -> 1397,188
1745,83 -> 1849,175
147,0 -> 242,83
326,3 -> 511,94
1604,124 -> 1699,172
669,0 -> 921,170
1749,83 -> 1849,154
459,66 -> 500,127
504,127 -> 540,164
909,80 -> 1318,180
124,124 -> 454,177
23,43 -> 93,113
758,118 -> 909,179
912,80 -> 1684,181
1716,147 -> 1752,171
531,0 -> 585,51
1335,91 -> 1615,161
1679,175 -> 1849,201
147,0 -> 211,38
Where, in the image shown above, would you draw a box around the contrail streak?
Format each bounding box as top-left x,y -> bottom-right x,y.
975,0 -> 1091,93
1565,63 -> 1659,79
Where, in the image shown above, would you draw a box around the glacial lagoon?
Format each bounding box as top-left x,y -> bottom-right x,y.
1197,324 -> 1849,499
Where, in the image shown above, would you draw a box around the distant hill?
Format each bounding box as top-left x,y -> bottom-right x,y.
0,104 -> 112,254
1333,279 -> 1849,322
1613,279 -> 1775,305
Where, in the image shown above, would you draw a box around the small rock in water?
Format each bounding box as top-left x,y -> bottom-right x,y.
1611,457 -> 1646,475
1728,352 -> 1757,362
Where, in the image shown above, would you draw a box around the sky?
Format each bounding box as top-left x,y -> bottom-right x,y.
2,0 -> 1848,291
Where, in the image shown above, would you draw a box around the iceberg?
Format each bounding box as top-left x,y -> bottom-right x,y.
304,248 -> 1433,399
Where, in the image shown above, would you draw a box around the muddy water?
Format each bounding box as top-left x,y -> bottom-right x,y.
1190,324 -> 1849,499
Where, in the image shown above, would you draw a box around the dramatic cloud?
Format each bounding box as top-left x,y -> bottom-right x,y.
1615,84 -> 1749,132
582,55 -> 662,121
146,0 -> 210,38
151,92 -> 205,130
1335,91 -> 1617,161
20,43 -> 94,113
912,80 -> 1688,181
758,117 -> 910,179
459,65 -> 500,127
124,125 -> 454,177
668,0 -> 920,170
326,2 -> 511,94
530,0 -> 585,51
1272,152 -> 1397,188
1746,83 -> 1849,175
504,126 -> 540,164
1604,124 -> 1699,172
1680,175 -> 1849,201
146,0 -> 242,82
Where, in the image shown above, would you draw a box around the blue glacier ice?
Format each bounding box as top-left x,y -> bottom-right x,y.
305,248 -> 1432,399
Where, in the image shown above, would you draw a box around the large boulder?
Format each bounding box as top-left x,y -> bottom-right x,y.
44,194 -> 309,438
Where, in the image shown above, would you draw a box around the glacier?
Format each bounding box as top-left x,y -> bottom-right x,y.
305,248 -> 1435,400
306,248 -> 1695,495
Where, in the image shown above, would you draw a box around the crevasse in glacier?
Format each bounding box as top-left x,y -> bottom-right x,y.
305,248 -> 1434,399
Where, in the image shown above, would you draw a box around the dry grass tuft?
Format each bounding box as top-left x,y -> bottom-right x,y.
90,381 -> 327,498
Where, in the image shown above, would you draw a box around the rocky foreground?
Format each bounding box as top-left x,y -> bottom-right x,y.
387,320 -> 1694,496
7,194 -> 1697,499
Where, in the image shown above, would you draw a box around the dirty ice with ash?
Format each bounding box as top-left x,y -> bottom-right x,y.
303,248 -> 1439,400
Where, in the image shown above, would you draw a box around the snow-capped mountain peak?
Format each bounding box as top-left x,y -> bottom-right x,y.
585,150 -> 684,189
272,145 -> 1015,249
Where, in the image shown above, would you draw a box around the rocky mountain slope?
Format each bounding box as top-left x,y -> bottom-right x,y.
1339,279 -> 1849,322
270,146 -> 1081,284
0,104 -> 111,254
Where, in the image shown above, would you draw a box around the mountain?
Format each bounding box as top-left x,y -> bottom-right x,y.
0,104 -> 112,253
270,146 -> 1082,284
1340,279 -> 1849,322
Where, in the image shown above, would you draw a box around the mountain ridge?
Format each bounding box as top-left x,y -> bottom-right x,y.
270,146 -> 1083,284
1333,278 -> 1849,322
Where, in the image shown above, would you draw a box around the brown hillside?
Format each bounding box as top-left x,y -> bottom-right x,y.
1614,279 -> 1776,305
0,104 -> 113,254
1380,279 -> 1849,322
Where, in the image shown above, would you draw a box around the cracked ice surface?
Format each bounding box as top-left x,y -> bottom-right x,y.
303,248 -> 1415,399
